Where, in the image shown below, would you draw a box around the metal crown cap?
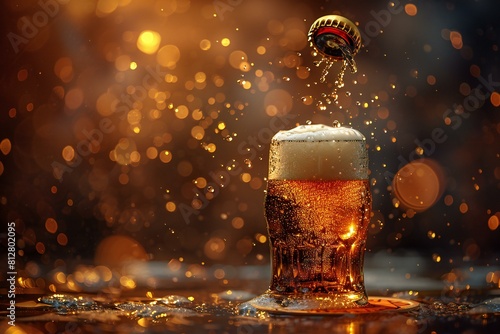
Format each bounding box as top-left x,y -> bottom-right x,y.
308,15 -> 361,60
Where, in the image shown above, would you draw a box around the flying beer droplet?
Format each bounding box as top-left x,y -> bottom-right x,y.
308,15 -> 361,110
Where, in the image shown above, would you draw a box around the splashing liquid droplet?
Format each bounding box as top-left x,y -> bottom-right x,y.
308,15 -> 361,111
316,101 -> 327,112
301,95 -> 313,105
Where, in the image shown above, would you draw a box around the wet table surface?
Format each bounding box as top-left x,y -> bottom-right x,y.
2,282 -> 499,333
2,253 -> 500,334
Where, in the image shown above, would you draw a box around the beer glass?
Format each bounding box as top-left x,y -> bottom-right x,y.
251,123 -> 371,312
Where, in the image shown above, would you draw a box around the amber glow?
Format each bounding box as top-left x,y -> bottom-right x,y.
404,4 -> 418,16
95,235 -> 148,268
137,30 -> 161,54
393,160 -> 444,212
450,31 -> 463,49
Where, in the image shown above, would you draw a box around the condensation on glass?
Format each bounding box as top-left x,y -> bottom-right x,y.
249,124 -> 372,312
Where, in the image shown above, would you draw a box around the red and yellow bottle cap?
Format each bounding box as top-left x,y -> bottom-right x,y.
308,15 -> 361,60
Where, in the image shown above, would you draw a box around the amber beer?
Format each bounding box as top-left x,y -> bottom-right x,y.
262,123 -> 371,310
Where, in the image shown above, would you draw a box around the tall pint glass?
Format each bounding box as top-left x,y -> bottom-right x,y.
251,123 -> 371,312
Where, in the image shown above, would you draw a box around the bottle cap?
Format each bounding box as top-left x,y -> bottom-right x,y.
308,15 -> 361,60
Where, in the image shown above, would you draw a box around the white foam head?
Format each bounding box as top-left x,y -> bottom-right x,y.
268,124 -> 368,180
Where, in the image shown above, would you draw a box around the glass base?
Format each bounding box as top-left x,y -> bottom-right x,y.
247,291 -> 419,315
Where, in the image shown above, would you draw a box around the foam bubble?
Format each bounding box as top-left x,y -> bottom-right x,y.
268,124 -> 368,180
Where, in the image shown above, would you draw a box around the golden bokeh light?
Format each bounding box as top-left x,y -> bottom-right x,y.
166,201 -> 176,212
459,202 -> 469,214
96,92 -> 118,116
127,109 -> 142,125
393,160 -> 444,212
95,235 -> 148,268
57,233 -> 68,246
194,71 -> 207,83
159,150 -> 172,163
488,213 -> 500,231
175,105 -> 189,119
65,88 -> 84,110
54,57 -> 73,83
204,237 -> 226,260
296,66 -> 310,79
257,46 -> 266,55
96,0 -> 119,16
228,50 -> 248,70
45,218 -> 58,234
191,125 -> 205,140
146,146 -> 158,159
61,145 -> 75,162
112,138 -> 137,165
115,54 -> 132,71
404,4 -> 418,16
264,89 -> 293,116
17,68 -> 28,82
231,217 -> 244,229
450,31 -> 463,49
157,45 -> 180,68
491,92 -> 500,107
177,160 -> 193,177
200,39 -> 211,50
137,30 -> 161,54
0,138 -> 12,155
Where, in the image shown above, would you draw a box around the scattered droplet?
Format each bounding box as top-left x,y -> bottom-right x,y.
301,95 -> 313,105
156,295 -> 192,306
316,101 -> 327,111
39,294 -> 99,314
216,290 -> 256,301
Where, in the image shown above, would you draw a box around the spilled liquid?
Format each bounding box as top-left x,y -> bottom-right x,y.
32,290 -> 500,320
15,290 -> 497,334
